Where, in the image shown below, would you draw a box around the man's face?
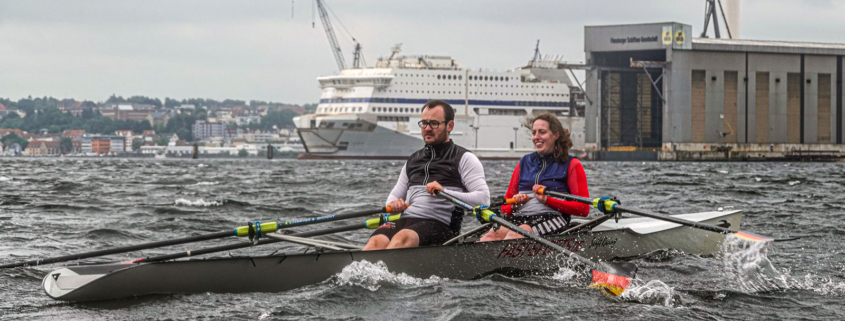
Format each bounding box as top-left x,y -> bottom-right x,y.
420,106 -> 453,145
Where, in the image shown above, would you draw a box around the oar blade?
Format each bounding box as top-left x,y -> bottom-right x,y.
733,230 -> 774,242
589,261 -> 638,297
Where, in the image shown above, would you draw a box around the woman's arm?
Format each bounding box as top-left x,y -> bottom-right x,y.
500,162 -> 520,215
543,158 -> 590,217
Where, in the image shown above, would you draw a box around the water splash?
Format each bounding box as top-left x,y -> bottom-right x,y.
788,180 -> 801,186
174,198 -> 222,207
551,266 -> 579,282
620,279 -> 678,306
719,235 -> 789,293
794,274 -> 845,296
332,260 -> 443,291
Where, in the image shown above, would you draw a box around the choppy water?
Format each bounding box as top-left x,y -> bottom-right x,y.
1,158 -> 843,320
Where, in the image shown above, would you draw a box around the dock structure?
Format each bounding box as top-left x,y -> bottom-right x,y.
582,22 -> 845,161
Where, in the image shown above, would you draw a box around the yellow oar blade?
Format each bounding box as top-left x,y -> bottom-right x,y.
589,262 -> 638,297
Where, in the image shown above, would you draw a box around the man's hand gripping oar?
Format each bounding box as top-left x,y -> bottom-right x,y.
536,187 -> 799,243
433,189 -> 637,298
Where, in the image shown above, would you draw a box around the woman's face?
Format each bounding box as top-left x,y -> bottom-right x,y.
531,119 -> 559,154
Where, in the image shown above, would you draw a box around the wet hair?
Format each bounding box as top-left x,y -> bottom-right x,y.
422,99 -> 454,122
530,112 -> 573,163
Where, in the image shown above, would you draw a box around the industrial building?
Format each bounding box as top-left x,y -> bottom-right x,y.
582,22 -> 845,160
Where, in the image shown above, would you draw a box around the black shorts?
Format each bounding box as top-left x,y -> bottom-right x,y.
370,217 -> 458,246
503,213 -> 570,235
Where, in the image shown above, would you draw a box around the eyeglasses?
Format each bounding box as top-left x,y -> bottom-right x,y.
418,120 -> 447,129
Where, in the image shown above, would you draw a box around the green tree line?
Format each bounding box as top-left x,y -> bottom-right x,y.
0,107 -> 152,135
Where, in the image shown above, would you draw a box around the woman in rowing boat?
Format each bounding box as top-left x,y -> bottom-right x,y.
480,112 -> 590,241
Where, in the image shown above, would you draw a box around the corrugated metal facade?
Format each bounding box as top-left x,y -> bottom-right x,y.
724,71 -> 738,143
755,72 -> 770,143
819,74 -> 832,142
691,70 -> 706,142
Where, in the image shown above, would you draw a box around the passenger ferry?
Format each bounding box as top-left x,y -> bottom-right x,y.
293,45 -> 585,159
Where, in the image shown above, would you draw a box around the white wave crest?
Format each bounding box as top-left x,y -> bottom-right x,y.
620,279 -> 677,306
792,274 -> 845,296
719,236 -> 845,296
197,164 -> 208,168
174,198 -> 222,207
192,181 -> 218,186
719,235 -> 789,293
332,260 -> 443,291
788,180 -> 801,186
551,266 -> 579,281
0,176 -> 10,182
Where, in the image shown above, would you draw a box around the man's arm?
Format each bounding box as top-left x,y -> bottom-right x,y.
386,164 -> 409,204
446,153 -> 490,206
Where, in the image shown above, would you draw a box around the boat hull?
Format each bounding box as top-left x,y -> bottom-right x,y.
43,210 -> 741,301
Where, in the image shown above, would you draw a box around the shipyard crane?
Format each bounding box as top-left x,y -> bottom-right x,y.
701,0 -> 733,39
313,0 -> 365,71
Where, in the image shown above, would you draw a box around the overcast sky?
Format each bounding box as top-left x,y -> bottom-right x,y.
1,0 -> 843,105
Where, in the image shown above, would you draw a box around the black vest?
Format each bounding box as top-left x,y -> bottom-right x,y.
406,140 -> 469,188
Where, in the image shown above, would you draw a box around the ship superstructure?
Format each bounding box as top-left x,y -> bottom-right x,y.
293,45 -> 585,159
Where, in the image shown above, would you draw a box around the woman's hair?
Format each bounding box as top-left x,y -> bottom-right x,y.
529,112 -> 573,163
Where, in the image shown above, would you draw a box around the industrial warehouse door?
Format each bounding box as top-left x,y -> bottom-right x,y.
818,74 -> 832,143
600,70 -> 663,148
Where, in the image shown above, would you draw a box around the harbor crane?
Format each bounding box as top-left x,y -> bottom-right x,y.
313,0 -> 365,71
701,0 -> 734,39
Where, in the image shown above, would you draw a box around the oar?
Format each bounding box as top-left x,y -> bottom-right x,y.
434,189 -> 637,297
537,187 -> 798,242
0,206 -> 400,269
128,213 -> 402,264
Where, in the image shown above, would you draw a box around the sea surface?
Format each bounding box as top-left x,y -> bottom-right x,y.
0,158 -> 843,320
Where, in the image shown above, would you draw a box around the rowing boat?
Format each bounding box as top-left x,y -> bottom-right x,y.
42,209 -> 741,301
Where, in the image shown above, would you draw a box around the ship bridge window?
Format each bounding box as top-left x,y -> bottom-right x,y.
458,75 -> 462,80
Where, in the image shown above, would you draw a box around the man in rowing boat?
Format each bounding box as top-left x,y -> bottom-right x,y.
363,99 -> 490,250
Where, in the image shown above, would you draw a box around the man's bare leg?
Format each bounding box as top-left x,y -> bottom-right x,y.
386,229 -> 420,249
363,235 -> 391,251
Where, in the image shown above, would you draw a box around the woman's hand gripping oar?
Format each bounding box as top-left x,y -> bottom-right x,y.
0,206 -> 402,269
536,187 -> 799,242
433,189 -> 637,298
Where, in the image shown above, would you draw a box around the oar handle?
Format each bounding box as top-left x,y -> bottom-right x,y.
132,214 -> 402,264
1,207 -> 396,269
0,231 -> 233,269
434,189 -> 596,267
537,187 -> 739,235
275,206 -> 398,230
435,189 -> 637,297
